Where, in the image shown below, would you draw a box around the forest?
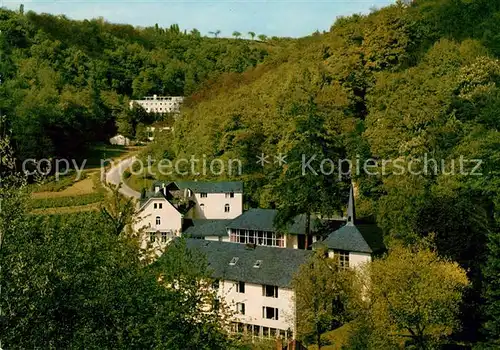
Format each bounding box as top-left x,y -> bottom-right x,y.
143,0 -> 500,347
0,7 -> 271,160
1,0 -> 500,348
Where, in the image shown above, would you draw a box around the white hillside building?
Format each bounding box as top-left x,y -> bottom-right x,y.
152,180 -> 244,220
183,239 -> 311,340
152,187 -> 385,341
130,95 -> 184,114
183,186 -> 385,269
135,181 -> 244,250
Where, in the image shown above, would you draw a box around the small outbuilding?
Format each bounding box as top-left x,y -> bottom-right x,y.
109,134 -> 131,146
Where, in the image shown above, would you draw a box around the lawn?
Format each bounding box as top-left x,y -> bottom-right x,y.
125,173 -> 156,192
308,324 -> 352,350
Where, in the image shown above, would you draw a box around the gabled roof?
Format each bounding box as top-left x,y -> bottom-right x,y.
183,219 -> 231,238
317,185 -> 385,254
226,208 -> 319,234
320,224 -> 375,253
152,180 -> 243,194
138,191 -> 169,209
183,239 -> 312,288
138,191 -> 184,215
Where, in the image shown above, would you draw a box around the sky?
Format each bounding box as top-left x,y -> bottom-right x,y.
3,0 -> 396,38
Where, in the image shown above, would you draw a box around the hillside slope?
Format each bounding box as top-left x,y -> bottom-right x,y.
145,1 -> 500,342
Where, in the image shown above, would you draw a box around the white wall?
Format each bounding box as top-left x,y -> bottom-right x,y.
192,192 -> 243,219
135,198 -> 183,249
218,280 -> 295,334
349,252 -> 371,267
130,96 -> 183,114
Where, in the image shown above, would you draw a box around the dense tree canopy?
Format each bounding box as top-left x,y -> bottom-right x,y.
0,8 -> 271,160
138,0 -> 500,344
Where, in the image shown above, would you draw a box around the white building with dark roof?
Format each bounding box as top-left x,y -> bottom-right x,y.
183,239 -> 312,340
130,95 -> 184,114
150,185 -> 385,341
313,186 -> 385,269
135,181 -> 244,249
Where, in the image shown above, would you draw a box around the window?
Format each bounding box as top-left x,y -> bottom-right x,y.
236,302 -> 245,315
336,250 -> 350,269
149,232 -> 156,243
154,203 -> 158,209
212,279 -> 220,290
159,203 -> 162,209
200,204 -> 205,212
263,285 -> 278,298
200,192 -> 208,198
161,232 -> 167,243
225,192 -> 235,198
262,307 -> 279,320
229,257 -> 239,266
229,229 -> 284,248
224,204 -> 230,213
253,260 -> 262,268
236,281 -> 245,293
155,216 -> 161,226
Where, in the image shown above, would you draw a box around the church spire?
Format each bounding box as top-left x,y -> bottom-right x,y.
347,185 -> 356,226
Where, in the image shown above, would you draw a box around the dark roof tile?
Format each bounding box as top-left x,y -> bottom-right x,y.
183,219 -> 231,238
184,239 -> 311,288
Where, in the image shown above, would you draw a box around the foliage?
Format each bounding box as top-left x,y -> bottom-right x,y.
142,1 -> 500,343
30,191 -> 104,209
481,228 -> 500,346
0,8 -> 271,161
345,242 -> 469,349
1,191 -> 233,349
292,248 -> 358,349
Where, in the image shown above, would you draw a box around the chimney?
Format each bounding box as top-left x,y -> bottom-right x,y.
245,243 -> 257,250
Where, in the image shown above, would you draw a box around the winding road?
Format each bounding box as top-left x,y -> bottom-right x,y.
105,156 -> 141,199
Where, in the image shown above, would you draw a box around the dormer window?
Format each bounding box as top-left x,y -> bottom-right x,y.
253,260 -> 262,268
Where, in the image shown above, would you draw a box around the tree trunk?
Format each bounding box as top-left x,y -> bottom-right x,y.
306,211 -> 311,250
316,326 -> 321,350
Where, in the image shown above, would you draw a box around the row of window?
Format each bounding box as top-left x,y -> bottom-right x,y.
234,282 -> 278,298
149,231 -> 174,243
199,203 -> 231,213
234,303 -> 279,320
229,229 -> 285,247
153,202 -> 231,213
200,192 -> 235,198
230,322 -> 290,339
